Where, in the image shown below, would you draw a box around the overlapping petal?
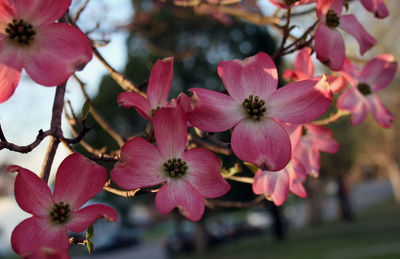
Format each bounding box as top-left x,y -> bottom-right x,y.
294,140 -> 321,176
337,88 -> 369,126
252,170 -> 289,206
316,0 -> 334,18
367,94 -> 394,128
315,24 -> 345,70
360,0 -> 389,18
305,124 -> 339,153
0,42 -> 23,103
147,57 -> 174,110
295,47 -> 314,77
0,1 -> 17,28
117,92 -> 152,121
288,159 -> 307,198
359,54 -> 397,92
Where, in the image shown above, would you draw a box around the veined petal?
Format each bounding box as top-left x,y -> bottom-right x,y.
340,58 -> 360,88
183,148 -> 230,198
268,77 -> 332,124
8,165 -> 53,217
284,123 -> 302,152
14,0 -> 71,26
117,92 -> 152,121
305,124 -> 339,153
24,23 -> 92,86
0,40 -> 23,103
360,0 -> 389,18
147,57 -> 174,110
0,1 -> 17,28
367,94 -> 394,128
11,217 -> 69,255
66,204 -> 118,233
252,169 -> 289,206
337,88 -> 369,126
187,88 -> 243,132
111,137 -> 166,190
154,105 -> 187,159
155,180 -> 205,222
327,75 -> 346,93
360,54 -> 397,92
218,52 -> 278,101
294,141 -> 321,177
283,69 -> 309,82
315,24 -> 345,70
295,47 -> 314,77
339,15 -> 376,55
231,118 -> 291,171
53,153 -> 107,210
317,0 -> 334,18
329,0 -> 344,16
288,159 -> 307,198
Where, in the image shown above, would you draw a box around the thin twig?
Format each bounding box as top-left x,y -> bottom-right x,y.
0,128 -> 53,153
72,0 -> 91,22
312,109 -> 350,125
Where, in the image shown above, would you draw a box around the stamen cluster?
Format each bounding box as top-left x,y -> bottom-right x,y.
5,19 -> 36,46
325,10 -> 340,28
49,201 -> 71,225
163,158 -> 188,178
242,95 -> 267,121
357,82 -> 372,96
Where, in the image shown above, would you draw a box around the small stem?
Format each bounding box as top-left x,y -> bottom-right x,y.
40,136 -> 60,183
312,109 -> 350,125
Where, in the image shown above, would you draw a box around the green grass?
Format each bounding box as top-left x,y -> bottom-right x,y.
177,200 -> 400,259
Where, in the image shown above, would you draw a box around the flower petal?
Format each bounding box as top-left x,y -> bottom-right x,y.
339,14 -> 376,55
187,88 -> 243,132
24,23 -> 92,86
183,148 -> 230,198
66,204 -> 118,233
288,159 -> 307,198
218,52 -> 278,102
11,217 -> 69,255
283,69 -> 309,82
360,0 -> 389,18
53,153 -> 107,210
367,94 -> 394,128
315,24 -> 345,70
147,57 -> 174,110
111,137 -> 166,190
155,180 -> 205,222
117,92 -> 152,121
0,1 -> 17,28
0,40 -> 23,103
154,105 -> 187,159
268,77 -> 332,124
231,118 -> 291,171
294,140 -> 321,177
14,0 -> 71,26
327,75 -> 346,93
316,0 -> 334,18
295,47 -> 314,77
8,165 -> 53,217
359,54 -> 397,92
305,124 -> 339,153
337,88 -> 369,126
252,169 -> 289,206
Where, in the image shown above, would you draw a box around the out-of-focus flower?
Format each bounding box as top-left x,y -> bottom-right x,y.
269,0 -> 316,9
360,0 -> 388,19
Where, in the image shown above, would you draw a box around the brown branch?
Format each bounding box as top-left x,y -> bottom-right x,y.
0,128 -> 53,153
72,0 -> 91,22
103,180 -> 158,197
205,195 -> 264,209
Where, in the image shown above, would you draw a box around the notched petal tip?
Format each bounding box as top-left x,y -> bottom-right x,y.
7,165 -> 21,173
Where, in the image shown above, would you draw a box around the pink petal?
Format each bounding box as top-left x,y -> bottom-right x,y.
317,0 -> 334,18
155,180 -> 205,222
284,123 -> 302,151
339,58 -> 360,88
111,137 -> 166,190
360,0 -> 389,18
367,94 -> 394,128
11,217 -> 69,255
252,169 -> 289,206
305,124 -> 339,153
183,148 -> 230,198
337,88 -> 369,126
288,159 -> 307,198
117,92 -> 152,121
187,88 -> 243,132
23,248 -> 70,259
295,47 -> 314,77
0,40 -> 23,103
327,75 -> 346,93
329,0 -> 344,15
339,14 -> 376,55
359,54 -> 397,92
66,204 -> 118,233
24,23 -> 92,86
218,52 -> 278,102
294,141 -> 321,177
315,24 -> 345,70
231,118 -> 291,171
268,77 -> 332,124
147,57 -> 174,110
0,1 -> 17,27
14,0 -> 71,26
8,165 -> 53,217
283,69 -> 309,82
153,105 -> 187,159
53,153 -> 107,210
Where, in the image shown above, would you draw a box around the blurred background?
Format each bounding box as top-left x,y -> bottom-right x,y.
0,0 -> 400,258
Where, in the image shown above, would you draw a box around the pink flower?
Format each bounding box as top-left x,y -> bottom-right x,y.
315,0 -> 376,70
268,0 -> 316,9
360,0 -> 388,19
9,153 -> 118,256
0,0 -> 93,103
117,57 -> 174,121
337,54 -> 398,127
283,47 -> 346,93
111,105 -> 230,222
185,52 -> 332,171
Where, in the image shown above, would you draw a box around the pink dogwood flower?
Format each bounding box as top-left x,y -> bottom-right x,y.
0,0 -> 93,103
315,0 -> 376,70
9,153 -> 118,256
283,47 -> 346,93
337,54 -> 397,127
185,52 -> 332,171
111,105 -> 230,222
360,0 -> 388,19
117,57 -> 174,121
268,0 -> 315,9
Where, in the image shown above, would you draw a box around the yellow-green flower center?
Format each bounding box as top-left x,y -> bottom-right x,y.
49,201 -> 71,225
163,158 -> 188,178
325,10 -> 340,28
5,19 -> 36,46
357,82 -> 372,96
242,95 -> 267,121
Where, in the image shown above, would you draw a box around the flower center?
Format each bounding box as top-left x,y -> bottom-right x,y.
163,158 -> 188,178
242,95 -> 266,121
325,10 -> 340,28
49,201 -> 71,225
284,0 -> 300,5
5,19 -> 36,46
357,82 -> 372,96
301,126 -> 308,137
